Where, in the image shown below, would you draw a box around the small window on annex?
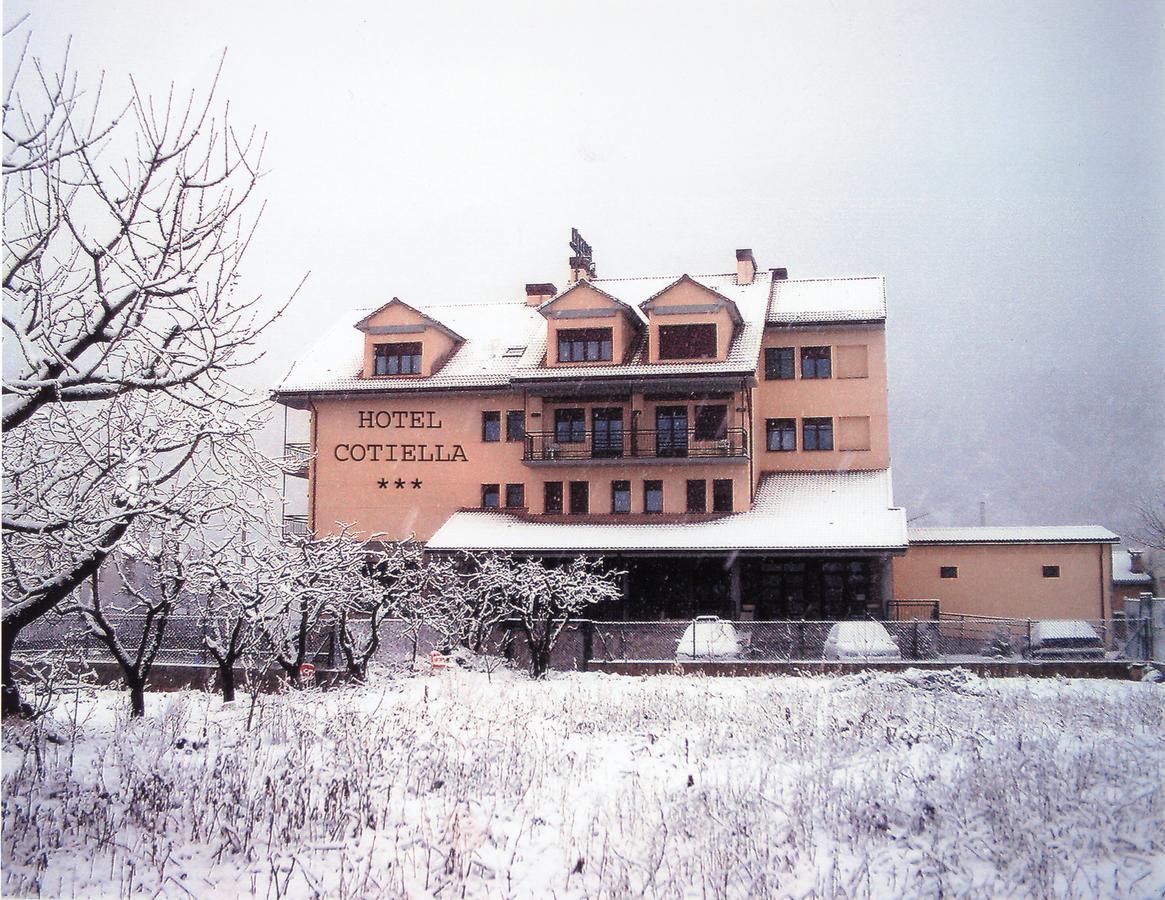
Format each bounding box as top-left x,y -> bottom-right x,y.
712,479 -> 733,513
374,342 -> 422,376
694,405 -> 728,441
686,479 -> 707,513
481,411 -> 501,442
658,324 -> 717,360
940,566 -> 958,579
803,417 -> 833,451
569,481 -> 589,515
1042,565 -> 1060,578
766,418 -> 796,452
800,346 -> 832,379
544,481 -> 563,514
764,346 -> 795,380
644,480 -> 663,514
611,480 -> 631,514
505,483 -> 525,508
505,410 -> 526,442
481,484 -> 500,508
558,328 -> 612,363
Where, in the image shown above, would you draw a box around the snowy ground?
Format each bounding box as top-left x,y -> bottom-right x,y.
3,669 -> 1164,899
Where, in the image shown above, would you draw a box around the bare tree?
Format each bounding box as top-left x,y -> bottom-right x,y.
61,524 -> 190,717
509,557 -> 621,678
1135,480 -> 1165,552
2,31 -> 291,715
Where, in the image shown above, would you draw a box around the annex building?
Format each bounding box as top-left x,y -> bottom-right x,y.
274,239 -> 1119,621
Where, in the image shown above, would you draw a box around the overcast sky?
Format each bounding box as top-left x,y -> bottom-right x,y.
7,0 -> 1163,535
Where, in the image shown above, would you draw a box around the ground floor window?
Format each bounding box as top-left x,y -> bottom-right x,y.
481,484 -> 500,508
611,480 -> 631,514
712,479 -> 733,513
569,481 -> 589,515
505,483 -> 525,508
644,480 -> 663,514
544,481 -> 563,514
803,417 -> 833,451
686,479 -> 706,513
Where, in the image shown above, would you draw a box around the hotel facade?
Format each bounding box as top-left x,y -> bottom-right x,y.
274,242 -> 1119,622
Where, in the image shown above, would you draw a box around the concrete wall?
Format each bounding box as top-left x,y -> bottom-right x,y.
893,542 -> 1113,620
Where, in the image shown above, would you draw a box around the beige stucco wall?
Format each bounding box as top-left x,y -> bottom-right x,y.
752,325 -> 890,473
309,393 -> 754,541
892,542 -> 1113,620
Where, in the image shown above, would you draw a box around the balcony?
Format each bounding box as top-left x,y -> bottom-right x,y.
282,514 -> 311,541
283,442 -> 311,478
523,428 -> 748,464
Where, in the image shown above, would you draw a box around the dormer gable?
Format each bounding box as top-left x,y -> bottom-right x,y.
639,275 -> 741,363
355,297 -> 464,378
537,281 -> 643,367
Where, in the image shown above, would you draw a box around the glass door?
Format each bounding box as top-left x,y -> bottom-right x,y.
655,406 -> 688,458
592,407 -> 624,458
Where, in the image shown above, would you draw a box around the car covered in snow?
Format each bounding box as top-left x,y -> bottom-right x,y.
1030,620 -> 1104,660
675,616 -> 742,660
823,621 -> 902,661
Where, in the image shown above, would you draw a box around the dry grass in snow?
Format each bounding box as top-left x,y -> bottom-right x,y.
3,669 -> 1164,898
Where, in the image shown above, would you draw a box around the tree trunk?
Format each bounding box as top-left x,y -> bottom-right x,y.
1,624 -> 28,718
220,663 -> 236,703
128,678 -> 145,718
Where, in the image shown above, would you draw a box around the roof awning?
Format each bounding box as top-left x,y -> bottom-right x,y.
426,469 -> 908,555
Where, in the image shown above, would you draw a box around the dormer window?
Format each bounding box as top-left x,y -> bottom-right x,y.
658,323 -> 716,360
374,342 -> 422,375
557,327 -> 612,363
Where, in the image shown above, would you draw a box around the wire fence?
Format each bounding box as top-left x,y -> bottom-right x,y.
12,610 -> 1156,672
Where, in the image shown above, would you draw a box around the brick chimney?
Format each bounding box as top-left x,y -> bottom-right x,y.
569,257 -> 594,284
525,283 -> 557,307
771,267 -> 788,281
1129,548 -> 1145,574
735,249 -> 757,285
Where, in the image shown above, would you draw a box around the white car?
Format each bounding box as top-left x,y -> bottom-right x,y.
1031,620 -> 1104,660
676,616 -> 741,660
823,621 -> 902,661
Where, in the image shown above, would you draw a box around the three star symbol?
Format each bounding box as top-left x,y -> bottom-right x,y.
378,477 -> 421,489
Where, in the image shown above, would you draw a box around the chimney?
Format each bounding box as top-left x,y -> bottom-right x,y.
770,267 -> 788,281
1129,549 -> 1145,574
525,283 -> 557,307
735,249 -> 756,285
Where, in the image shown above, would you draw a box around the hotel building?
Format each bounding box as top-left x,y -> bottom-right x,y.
274,241 -> 1119,621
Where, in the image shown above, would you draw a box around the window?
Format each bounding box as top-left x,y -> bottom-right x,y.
694,404 -> 728,441
1042,565 -> 1060,578
801,346 -> 832,379
712,479 -> 733,513
481,484 -> 500,508
611,480 -> 631,514
940,566 -> 958,579
686,479 -> 707,513
554,408 -> 586,444
592,407 -> 624,458
766,418 -> 796,452
658,323 -> 717,360
644,480 -> 663,514
655,406 -> 688,457
838,416 -> 871,451
374,342 -> 421,376
505,410 -> 526,442
481,411 -> 501,442
544,481 -> 563,514
505,483 -> 525,508
803,417 -> 833,451
836,344 -> 869,379
558,327 -> 612,363
569,481 -> 589,515
764,346 -> 795,380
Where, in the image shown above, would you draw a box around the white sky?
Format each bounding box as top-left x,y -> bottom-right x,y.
6,0 -> 1164,534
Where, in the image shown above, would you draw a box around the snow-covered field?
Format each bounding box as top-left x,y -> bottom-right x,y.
4,670 -> 1163,899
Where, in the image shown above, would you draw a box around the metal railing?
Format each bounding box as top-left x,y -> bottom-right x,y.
284,442 -> 311,477
524,427 -> 749,462
282,514 -> 310,541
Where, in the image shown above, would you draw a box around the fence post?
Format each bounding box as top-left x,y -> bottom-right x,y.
911,620 -> 919,659
1025,619 -> 1033,659
581,620 -> 593,672
796,621 -> 805,660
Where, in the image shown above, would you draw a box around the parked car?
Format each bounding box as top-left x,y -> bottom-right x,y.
823,621 -> 902,661
676,616 -> 742,660
1031,620 -> 1104,660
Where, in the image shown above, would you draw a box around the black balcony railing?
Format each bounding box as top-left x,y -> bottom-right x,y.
523,427 -> 748,462
284,442 -> 311,478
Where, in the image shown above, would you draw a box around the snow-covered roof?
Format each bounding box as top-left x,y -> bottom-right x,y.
908,526 -> 1120,545
767,276 -> 886,325
1112,545 -> 1152,585
426,469 -> 907,554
